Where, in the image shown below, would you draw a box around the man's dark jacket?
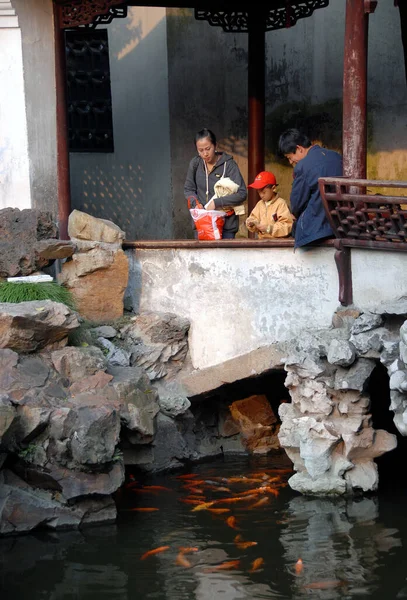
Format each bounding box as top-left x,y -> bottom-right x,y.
290,145 -> 343,248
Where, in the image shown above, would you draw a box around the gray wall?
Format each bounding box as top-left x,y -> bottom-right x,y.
69,7 -> 172,240
14,0 -> 58,216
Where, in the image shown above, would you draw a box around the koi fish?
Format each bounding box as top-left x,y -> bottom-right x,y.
176,474 -> 198,480
142,485 -> 172,492
295,558 -> 303,575
191,501 -> 215,512
207,508 -> 230,514
179,498 -> 204,505
184,487 -> 204,495
249,557 -> 264,572
236,541 -> 258,550
178,547 -> 199,554
226,516 -> 239,530
234,534 -> 243,543
248,497 -> 270,509
175,552 -> 192,568
205,560 -> 241,572
303,580 -> 346,590
129,507 -> 159,512
213,495 -> 257,504
140,545 -> 170,560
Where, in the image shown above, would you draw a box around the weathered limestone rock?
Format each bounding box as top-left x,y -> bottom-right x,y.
34,239 -> 75,262
154,381 -> 191,418
278,312 -> 401,496
0,208 -> 58,278
120,312 -> 190,380
68,209 -> 125,244
51,346 -> 106,382
0,301 -> 79,353
229,395 -> 280,454
327,339 -> 356,367
58,247 -> 128,322
108,365 -> 160,441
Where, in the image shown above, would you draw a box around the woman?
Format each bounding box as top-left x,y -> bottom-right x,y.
184,128 -> 247,239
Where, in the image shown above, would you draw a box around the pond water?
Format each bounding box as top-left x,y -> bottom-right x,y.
1,454 -> 407,600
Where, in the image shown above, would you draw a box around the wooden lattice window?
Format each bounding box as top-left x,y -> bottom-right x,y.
65,29 -> 114,152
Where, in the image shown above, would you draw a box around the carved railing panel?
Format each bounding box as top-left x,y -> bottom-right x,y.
319,178 -> 407,249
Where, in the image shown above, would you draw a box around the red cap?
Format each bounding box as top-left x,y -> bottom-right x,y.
248,171 -> 277,189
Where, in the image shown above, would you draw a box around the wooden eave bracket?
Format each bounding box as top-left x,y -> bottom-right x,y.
364,0 -> 378,14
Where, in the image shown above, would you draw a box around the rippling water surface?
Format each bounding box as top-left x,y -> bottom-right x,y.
1,454 -> 407,600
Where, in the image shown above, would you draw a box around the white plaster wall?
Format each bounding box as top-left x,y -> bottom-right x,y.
70,7 -> 172,240
127,247 -> 407,371
0,9 -> 31,209
13,0 -> 58,215
352,250 -> 407,309
126,246 -> 340,369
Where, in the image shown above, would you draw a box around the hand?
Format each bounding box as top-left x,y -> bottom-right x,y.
256,223 -> 268,233
246,218 -> 258,228
205,199 -> 215,211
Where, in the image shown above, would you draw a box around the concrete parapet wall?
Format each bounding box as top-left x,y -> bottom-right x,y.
125,245 -> 407,370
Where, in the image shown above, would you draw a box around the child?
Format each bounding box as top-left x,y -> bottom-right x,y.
246,171 -> 294,239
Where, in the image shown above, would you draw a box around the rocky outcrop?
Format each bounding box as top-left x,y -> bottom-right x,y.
58,211 -> 128,321
0,207 -> 74,278
277,306 -> 406,496
0,345 -> 161,535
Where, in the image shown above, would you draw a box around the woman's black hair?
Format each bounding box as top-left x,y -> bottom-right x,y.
195,128 -> 217,147
278,128 -> 311,155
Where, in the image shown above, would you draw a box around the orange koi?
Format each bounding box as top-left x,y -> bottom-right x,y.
142,485 -> 172,492
184,479 -> 205,486
303,580 -> 346,590
236,541 -> 258,550
213,495 -> 256,504
191,501 -> 215,512
129,507 -> 159,512
179,498 -> 204,505
295,558 -> 303,575
141,545 -> 170,560
226,516 -> 239,530
184,487 -> 204,495
249,557 -> 264,572
176,474 -> 198,480
234,534 -> 243,543
175,552 -> 192,568
248,497 -> 270,509
178,547 -> 199,554
207,508 -> 230,514
206,560 -> 241,572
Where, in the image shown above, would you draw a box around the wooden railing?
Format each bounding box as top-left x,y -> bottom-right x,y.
319,177 -> 407,305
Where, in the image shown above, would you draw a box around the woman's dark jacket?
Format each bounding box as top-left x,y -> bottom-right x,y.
290,145 -> 343,248
184,152 -> 247,234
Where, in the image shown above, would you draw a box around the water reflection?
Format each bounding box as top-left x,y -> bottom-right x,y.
0,458 -> 406,600
280,496 -> 401,599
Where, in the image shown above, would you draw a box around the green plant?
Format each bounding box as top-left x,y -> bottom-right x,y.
17,443 -> 39,461
0,281 -> 76,309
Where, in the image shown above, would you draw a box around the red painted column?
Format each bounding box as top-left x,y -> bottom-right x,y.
342,0 -> 377,178
248,10 -> 265,220
53,4 -> 71,240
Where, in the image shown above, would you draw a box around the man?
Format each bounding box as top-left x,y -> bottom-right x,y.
278,128 -> 343,248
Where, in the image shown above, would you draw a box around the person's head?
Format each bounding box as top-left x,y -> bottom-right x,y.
248,171 -> 278,201
278,129 -> 312,166
195,128 -> 217,164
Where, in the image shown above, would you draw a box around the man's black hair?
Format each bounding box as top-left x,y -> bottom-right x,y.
278,129 -> 312,155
